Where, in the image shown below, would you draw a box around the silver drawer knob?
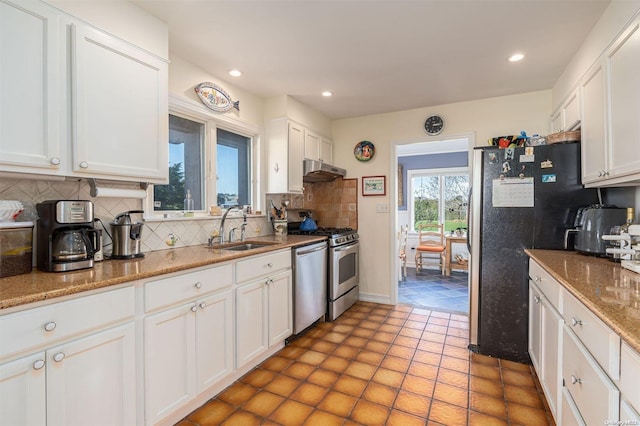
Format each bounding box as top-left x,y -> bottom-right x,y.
52,352 -> 65,363
194,282 -> 203,289
199,302 -> 206,309
50,157 -> 60,166
33,360 -> 45,370
267,262 -> 273,268
266,278 -> 274,285
571,317 -> 582,327
570,375 -> 582,385
44,322 -> 56,332
534,296 -> 542,304
79,161 -> 88,169
191,305 -> 198,312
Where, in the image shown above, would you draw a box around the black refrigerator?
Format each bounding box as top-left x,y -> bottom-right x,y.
468,142 -> 599,363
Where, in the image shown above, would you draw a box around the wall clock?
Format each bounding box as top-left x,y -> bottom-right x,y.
424,115 -> 444,136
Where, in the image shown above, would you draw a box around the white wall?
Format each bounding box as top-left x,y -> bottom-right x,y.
332,90 -> 552,303
264,95 -> 332,137
46,0 -> 169,59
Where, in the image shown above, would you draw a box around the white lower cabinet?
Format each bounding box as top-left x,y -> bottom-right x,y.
0,352 -> 46,426
562,325 -> 619,424
47,323 -> 136,426
0,287 -> 136,426
143,263 -> 235,424
236,269 -> 292,369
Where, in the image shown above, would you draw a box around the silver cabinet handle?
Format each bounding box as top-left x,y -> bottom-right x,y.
44,322 -> 56,332
266,278 -> 274,285
52,352 -> 65,363
199,302 -> 206,309
79,161 -> 88,169
194,282 -> 203,289
534,295 -> 542,304
266,262 -> 273,268
33,360 -> 45,370
570,375 -> 582,385
191,305 -> 198,312
534,276 -> 541,282
571,317 -> 582,327
50,157 -> 60,166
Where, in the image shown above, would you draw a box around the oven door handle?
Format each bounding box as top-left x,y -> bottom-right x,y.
334,241 -> 359,252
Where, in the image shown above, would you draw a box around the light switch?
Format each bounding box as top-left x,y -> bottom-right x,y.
376,203 -> 389,213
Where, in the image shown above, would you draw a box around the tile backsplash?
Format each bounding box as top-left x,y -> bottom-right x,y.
0,177 -> 270,255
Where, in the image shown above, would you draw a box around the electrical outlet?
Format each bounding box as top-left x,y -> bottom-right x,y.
376,203 -> 389,213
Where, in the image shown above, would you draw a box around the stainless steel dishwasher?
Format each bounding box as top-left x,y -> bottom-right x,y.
292,241 -> 328,334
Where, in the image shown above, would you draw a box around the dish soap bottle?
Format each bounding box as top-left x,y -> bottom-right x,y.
184,189 -> 195,217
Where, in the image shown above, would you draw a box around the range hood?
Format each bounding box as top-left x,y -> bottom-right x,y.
303,159 -> 346,182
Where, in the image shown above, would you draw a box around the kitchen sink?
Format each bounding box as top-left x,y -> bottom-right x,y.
207,241 -> 279,251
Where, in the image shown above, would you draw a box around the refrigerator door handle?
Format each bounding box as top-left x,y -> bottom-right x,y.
467,187 -> 472,252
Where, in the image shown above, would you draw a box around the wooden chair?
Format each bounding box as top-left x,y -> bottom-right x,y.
414,223 -> 446,274
398,225 -> 408,281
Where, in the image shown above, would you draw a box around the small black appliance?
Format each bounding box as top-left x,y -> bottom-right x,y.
36,200 -> 99,272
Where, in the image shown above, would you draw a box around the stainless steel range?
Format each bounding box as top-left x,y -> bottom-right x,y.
289,227 -> 359,320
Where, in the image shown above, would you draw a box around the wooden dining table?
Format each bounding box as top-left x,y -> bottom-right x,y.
444,234 -> 468,276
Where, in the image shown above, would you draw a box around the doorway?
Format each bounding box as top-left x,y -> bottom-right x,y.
392,135 -> 473,314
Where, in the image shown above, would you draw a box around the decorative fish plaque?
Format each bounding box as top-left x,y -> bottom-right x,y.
194,82 -> 240,113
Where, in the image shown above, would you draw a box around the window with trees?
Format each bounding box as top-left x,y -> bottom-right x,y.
150,110 -> 255,217
409,167 -> 469,233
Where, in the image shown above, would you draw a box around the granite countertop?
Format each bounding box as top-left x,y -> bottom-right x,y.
526,249 -> 640,353
0,235 -> 326,311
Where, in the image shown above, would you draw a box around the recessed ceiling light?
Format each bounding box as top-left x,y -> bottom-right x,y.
508,53 -> 525,62
229,69 -> 242,77
322,91 -> 333,97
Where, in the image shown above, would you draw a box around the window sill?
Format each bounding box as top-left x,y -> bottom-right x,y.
143,213 -> 266,223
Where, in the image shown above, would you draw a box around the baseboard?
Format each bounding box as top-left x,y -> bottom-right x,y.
359,292 -> 392,305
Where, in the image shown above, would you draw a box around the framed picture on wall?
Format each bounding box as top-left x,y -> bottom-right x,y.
362,176 -> 386,196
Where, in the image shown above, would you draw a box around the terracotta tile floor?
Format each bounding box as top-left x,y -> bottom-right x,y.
178,302 -> 555,425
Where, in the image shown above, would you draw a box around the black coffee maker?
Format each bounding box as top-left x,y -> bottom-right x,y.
36,200 -> 100,272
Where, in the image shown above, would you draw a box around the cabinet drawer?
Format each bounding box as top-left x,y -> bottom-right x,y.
562,326 -> 619,424
621,399 -> 640,423
0,286 -> 134,361
236,250 -> 291,284
529,259 -> 561,311
620,342 -> 640,413
561,386 -> 586,426
562,289 -> 620,378
145,264 -> 233,312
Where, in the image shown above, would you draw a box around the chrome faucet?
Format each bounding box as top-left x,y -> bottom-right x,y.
217,205 -> 242,244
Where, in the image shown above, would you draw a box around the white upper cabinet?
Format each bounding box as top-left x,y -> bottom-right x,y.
266,119 -> 304,193
304,129 -> 321,161
580,58 -> 608,185
320,137 -> 333,164
0,0 -> 64,175
606,17 -> 640,181
71,24 -> 168,182
0,0 -> 168,183
549,89 -> 580,133
579,15 -> 640,187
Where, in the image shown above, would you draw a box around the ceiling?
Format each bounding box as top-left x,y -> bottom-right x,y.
131,0 -> 610,120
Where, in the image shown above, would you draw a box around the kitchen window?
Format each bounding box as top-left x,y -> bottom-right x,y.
408,167 -> 469,232
147,97 -> 259,219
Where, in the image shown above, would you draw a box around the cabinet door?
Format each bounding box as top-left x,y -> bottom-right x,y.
46,322 -> 136,426
0,352 -> 46,426
528,284 -> 542,372
195,290 -> 234,393
607,18 -> 640,179
304,130 -> 320,161
562,89 -> 580,131
0,0 -> 63,174
145,303 -> 196,425
288,122 -> 304,193
550,108 -> 562,133
236,281 -> 268,369
71,23 -> 168,182
320,137 -> 333,164
580,59 -> 608,184
268,271 -> 293,346
540,298 -> 561,420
